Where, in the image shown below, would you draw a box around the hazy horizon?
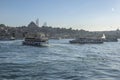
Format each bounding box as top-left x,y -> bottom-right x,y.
0,0 -> 120,31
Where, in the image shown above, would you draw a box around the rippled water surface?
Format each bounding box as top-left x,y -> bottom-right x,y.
0,39 -> 120,80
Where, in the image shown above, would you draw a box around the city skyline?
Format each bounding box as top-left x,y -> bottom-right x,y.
0,0 -> 120,31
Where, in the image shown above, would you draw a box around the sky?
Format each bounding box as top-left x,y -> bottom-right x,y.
0,0 -> 120,31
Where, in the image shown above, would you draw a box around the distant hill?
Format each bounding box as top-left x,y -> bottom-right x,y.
0,22 -> 120,39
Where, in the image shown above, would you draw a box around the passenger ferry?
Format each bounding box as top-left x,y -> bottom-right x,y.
22,33 -> 48,47
69,34 -> 118,44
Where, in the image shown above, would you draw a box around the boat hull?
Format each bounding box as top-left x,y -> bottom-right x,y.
69,41 -> 103,44
69,38 -> 104,44
22,41 -> 48,47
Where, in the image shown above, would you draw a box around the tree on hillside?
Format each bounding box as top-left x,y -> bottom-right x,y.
0,24 -> 6,27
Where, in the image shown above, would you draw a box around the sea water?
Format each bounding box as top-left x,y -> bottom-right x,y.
0,39 -> 120,80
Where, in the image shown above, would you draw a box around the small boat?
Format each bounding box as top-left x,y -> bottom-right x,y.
101,34 -> 106,39
0,37 -> 15,41
103,38 -> 118,42
69,38 -> 103,44
101,34 -> 118,42
10,37 -> 15,40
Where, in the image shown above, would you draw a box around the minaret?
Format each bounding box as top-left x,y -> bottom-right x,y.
36,18 -> 39,26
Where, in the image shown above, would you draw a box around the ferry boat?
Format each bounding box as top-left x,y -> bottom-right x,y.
69,38 -> 103,44
22,33 -> 48,47
69,34 -> 118,44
